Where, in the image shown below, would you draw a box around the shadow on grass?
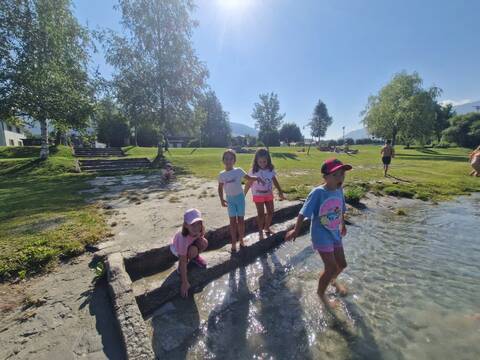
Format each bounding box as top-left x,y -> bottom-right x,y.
386,174 -> 412,183
271,152 -> 299,161
396,154 -> 467,162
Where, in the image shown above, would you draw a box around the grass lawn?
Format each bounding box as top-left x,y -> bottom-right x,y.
0,146 -> 107,280
1,144 -> 477,280
124,145 -> 480,201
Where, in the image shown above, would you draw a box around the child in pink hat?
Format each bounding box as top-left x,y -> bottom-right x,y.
170,208 -> 209,297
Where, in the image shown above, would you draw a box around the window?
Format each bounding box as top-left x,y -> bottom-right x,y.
9,139 -> 14,146
16,127 -> 21,133
7,125 -> 12,132
18,140 -> 23,146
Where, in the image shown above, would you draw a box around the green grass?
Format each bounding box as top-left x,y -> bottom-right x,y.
0,146 -> 107,280
1,143 -> 478,280
122,145 -> 480,201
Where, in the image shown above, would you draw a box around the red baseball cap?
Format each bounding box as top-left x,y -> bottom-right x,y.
321,158 -> 352,175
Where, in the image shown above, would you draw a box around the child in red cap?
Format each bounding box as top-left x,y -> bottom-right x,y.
285,158 -> 352,308
170,208 -> 209,297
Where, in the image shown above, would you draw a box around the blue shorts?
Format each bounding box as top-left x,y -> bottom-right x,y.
226,193 -> 245,217
313,236 -> 343,253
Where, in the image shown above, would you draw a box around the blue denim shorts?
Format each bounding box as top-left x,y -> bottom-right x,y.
226,193 -> 245,217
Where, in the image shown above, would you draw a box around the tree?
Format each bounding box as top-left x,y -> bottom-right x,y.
434,103 -> 455,143
0,0 -> 95,159
102,0 -> 208,146
198,91 -> 231,147
258,129 -> 280,147
279,122 -> 303,143
308,99 -> 332,154
309,100 -> 332,139
443,112 -> 480,148
251,92 -> 285,147
362,71 -> 440,146
94,98 -> 130,147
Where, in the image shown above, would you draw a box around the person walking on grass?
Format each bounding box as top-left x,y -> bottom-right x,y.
218,149 -> 264,253
169,209 -> 208,298
381,139 -> 395,177
469,145 -> 480,176
244,148 -> 286,240
285,158 -> 352,308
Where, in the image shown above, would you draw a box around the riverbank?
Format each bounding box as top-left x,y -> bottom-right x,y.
2,167 -> 462,359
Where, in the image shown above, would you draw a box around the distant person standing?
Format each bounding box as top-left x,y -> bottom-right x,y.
380,140 -> 395,177
469,145 -> 480,177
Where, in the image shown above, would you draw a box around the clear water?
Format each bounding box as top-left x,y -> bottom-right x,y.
149,195 -> 480,360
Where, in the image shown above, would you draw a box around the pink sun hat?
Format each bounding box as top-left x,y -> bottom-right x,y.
321,158 -> 353,175
184,208 -> 203,225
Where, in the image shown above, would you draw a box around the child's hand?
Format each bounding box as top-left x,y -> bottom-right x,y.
220,199 -> 228,207
340,223 -> 347,237
181,281 -> 191,298
285,228 -> 297,242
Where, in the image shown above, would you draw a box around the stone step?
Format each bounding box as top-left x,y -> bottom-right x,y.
78,158 -> 151,172
79,158 -> 150,165
74,147 -> 125,157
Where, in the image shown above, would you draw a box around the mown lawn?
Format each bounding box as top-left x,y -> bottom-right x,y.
1,144 -> 478,280
0,146 -> 107,280
124,145 -> 480,201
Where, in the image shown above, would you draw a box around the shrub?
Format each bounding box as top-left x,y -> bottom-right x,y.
344,186 -> 366,205
383,186 -> 415,198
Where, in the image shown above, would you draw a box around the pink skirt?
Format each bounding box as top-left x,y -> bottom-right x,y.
253,194 -> 274,203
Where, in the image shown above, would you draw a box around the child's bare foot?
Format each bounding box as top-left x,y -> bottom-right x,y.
319,294 -> 340,309
230,245 -> 237,253
332,281 -> 348,296
239,239 -> 246,248
258,231 -> 264,240
264,228 -> 275,236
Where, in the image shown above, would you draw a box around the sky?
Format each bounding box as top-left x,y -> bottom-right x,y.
73,0 -> 480,139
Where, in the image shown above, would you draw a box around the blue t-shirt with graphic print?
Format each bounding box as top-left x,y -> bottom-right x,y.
299,185 -> 346,246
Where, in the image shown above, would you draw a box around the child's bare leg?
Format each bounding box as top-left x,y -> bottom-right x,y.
237,216 -> 245,247
264,200 -> 274,234
187,245 -> 199,261
255,202 -> 265,239
317,251 -> 340,308
229,217 -> 238,252
331,246 -> 348,296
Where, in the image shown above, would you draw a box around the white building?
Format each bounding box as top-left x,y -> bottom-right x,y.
0,121 -> 25,146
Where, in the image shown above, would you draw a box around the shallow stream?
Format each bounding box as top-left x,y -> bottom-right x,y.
148,194 -> 480,359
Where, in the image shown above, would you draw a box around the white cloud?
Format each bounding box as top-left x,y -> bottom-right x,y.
439,99 -> 472,107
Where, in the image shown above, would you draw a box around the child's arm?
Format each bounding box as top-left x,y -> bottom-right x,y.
218,182 -> 227,207
244,180 -> 252,196
179,255 -> 190,297
391,147 -> 395,158
244,174 -> 265,185
340,213 -> 347,237
272,176 -> 286,200
285,214 -> 305,241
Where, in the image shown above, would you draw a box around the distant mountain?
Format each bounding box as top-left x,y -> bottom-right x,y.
343,128 -> 370,140
453,100 -> 480,115
230,122 -> 258,137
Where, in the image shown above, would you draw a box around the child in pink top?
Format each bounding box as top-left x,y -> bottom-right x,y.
244,148 -> 286,240
170,209 -> 209,297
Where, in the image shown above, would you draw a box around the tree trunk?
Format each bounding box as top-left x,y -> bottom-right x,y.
39,118 -> 49,159
392,128 -> 397,147
134,125 -> 138,146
